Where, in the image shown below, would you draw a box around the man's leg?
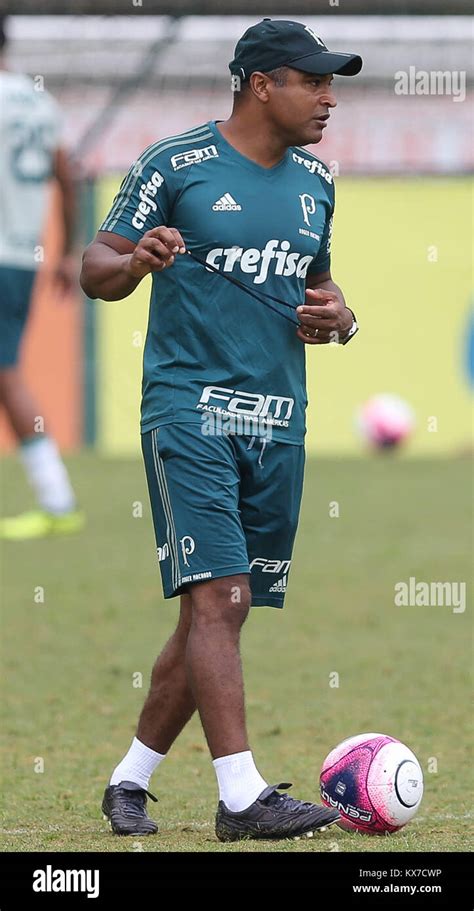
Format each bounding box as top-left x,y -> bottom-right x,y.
0,263 -> 80,535
136,594 -> 196,752
105,426 -> 338,838
114,426 -> 256,791
109,572 -> 253,779
0,367 -> 81,535
110,594 -> 197,791
103,593 -> 197,834
185,574 -> 251,758
0,365 -> 45,439
105,573 -> 266,830
186,573 -> 268,813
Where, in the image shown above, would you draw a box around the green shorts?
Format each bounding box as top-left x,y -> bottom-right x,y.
0,266 -> 36,367
141,423 -> 305,608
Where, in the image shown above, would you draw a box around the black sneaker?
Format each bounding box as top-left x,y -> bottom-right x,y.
101,780 -> 158,835
215,781 -> 340,842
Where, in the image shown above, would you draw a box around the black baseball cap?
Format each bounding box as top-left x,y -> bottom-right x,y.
229,19 -> 362,81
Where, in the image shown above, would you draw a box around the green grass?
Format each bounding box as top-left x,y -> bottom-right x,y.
1,453 -> 472,853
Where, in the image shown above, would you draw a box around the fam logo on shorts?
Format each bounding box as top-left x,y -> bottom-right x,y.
170,145 -> 218,171
157,542 -> 170,562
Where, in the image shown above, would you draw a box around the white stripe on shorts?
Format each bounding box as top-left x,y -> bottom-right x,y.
151,428 -> 181,592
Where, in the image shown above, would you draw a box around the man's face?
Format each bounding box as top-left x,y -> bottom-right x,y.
266,68 -> 337,146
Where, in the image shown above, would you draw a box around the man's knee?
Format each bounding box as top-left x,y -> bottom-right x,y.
190,574 -> 251,628
0,366 -> 18,398
175,594 -> 192,640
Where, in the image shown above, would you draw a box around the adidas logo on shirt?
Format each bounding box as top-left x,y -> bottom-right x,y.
212,193 -> 242,212
269,575 -> 288,593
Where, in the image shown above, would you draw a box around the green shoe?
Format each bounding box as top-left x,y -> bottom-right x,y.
0,509 -> 85,540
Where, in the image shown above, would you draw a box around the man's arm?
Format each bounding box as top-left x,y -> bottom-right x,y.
80,227 -> 186,301
305,268 -> 344,298
52,147 -> 77,292
53,147 -> 76,255
297,268 -> 355,345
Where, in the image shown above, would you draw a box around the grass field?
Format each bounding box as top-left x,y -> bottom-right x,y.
1,453 -> 472,853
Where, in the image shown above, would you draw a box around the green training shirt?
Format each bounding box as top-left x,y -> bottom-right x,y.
99,120 -> 335,444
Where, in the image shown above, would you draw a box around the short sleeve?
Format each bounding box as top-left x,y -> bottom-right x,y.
99,152 -> 171,245
307,181 -> 335,276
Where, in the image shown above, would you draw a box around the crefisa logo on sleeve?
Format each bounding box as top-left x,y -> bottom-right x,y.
131,170 -> 165,231
32,865 -> 100,899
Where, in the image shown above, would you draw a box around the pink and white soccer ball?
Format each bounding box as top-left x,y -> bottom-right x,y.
320,733 -> 423,835
356,394 -> 415,448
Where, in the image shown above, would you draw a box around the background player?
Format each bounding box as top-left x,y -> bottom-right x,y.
81,19 -> 361,841
0,16 -> 83,540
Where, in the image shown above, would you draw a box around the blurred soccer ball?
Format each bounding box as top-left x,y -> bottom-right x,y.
356,394 -> 415,449
320,732 -> 424,835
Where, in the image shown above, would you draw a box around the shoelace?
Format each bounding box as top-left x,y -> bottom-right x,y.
113,785 -> 157,817
263,783 -> 318,813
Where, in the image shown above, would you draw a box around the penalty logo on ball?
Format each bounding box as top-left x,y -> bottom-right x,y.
319,732 -> 424,835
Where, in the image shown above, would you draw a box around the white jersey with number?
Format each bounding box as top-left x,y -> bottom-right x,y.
0,71 -> 61,269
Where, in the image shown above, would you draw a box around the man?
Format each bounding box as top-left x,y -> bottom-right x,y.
81,19 -> 361,842
0,17 -> 84,540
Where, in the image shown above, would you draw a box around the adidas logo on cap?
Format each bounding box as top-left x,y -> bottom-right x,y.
212,193 -> 242,211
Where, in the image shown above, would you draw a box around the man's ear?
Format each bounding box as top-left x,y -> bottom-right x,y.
249,72 -> 272,103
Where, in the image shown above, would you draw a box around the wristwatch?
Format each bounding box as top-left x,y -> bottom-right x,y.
340,308 -> 359,345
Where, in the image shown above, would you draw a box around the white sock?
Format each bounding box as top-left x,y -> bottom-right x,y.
110,737 -> 166,790
213,750 -> 268,812
19,436 -> 75,515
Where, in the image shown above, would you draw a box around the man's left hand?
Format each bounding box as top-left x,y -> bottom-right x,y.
296,288 -> 353,345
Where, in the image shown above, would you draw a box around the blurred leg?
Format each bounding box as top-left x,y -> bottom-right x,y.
0,366 -> 43,440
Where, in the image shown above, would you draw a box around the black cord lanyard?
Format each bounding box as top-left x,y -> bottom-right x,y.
185,249 -> 300,327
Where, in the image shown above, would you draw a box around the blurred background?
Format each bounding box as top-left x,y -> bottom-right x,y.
0,1 -> 472,456
1,2 -> 472,856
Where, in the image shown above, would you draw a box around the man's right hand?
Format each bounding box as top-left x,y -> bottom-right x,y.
81,227 -> 187,301
126,227 -> 187,279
